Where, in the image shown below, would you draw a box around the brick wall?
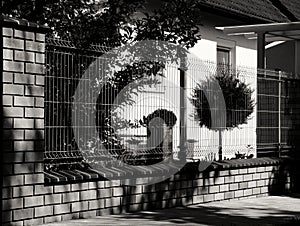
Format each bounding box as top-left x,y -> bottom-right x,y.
1,18 -> 296,226
1,18 -> 47,226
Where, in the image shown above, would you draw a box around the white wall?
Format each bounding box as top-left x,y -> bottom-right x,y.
185,15 -> 258,160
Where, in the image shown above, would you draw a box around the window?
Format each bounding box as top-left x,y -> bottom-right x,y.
216,37 -> 236,70
217,47 -> 230,66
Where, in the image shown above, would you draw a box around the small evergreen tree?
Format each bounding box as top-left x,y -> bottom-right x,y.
190,68 -> 255,160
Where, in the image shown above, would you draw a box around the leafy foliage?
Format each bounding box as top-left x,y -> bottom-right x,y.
139,109 -> 177,128
133,0 -> 201,48
190,69 -> 255,131
2,0 -> 201,48
2,0 -> 144,47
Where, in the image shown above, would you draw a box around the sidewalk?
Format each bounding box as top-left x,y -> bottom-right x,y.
40,195 -> 300,226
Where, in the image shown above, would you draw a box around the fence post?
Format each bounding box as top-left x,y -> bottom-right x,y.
179,65 -> 187,162
278,70 -> 282,157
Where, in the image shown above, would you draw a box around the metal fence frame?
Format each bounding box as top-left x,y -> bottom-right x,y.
44,38 -> 300,177
257,69 -> 300,157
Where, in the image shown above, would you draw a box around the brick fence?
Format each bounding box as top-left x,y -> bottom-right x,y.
1,18 -> 299,226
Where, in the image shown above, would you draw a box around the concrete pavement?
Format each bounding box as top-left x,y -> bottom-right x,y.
40,195 -> 300,226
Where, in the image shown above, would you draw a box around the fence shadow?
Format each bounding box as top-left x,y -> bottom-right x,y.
110,205 -> 300,226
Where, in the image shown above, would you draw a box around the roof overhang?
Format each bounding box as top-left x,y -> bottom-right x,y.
216,22 -> 300,69
216,21 -> 300,41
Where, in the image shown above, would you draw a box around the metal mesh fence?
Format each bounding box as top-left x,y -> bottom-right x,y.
45,38 -> 107,170
257,69 -> 300,157
45,38 -> 300,173
186,61 -> 257,160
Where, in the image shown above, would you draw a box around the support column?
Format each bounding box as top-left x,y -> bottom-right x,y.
257,32 -> 266,69
179,65 -> 187,162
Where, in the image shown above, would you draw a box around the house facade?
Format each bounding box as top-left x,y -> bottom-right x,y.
120,0 -> 299,160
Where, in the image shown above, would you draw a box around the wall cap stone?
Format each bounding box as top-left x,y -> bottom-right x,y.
182,157 -> 294,172
0,16 -> 50,33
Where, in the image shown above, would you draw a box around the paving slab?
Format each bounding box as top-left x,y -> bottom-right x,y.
40,195 -> 300,226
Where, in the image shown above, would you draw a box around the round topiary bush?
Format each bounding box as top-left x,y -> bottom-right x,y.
190,70 -> 255,160
190,72 -> 254,130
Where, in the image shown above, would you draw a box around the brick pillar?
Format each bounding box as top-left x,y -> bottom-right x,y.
1,17 -> 48,226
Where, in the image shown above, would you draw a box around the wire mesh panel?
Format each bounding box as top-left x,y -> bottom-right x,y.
186,59 -> 257,161
45,39 -> 183,179
45,41 -> 259,178
45,38 -> 300,183
45,39 -> 109,171
257,69 -> 300,157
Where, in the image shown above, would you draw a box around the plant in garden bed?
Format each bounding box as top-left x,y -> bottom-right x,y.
142,109 -> 177,165
139,109 -> 177,128
190,68 -> 255,160
231,145 -> 254,159
122,109 -> 177,165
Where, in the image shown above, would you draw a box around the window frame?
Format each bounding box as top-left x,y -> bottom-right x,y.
217,46 -> 231,67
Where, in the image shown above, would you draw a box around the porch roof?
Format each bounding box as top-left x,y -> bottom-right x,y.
216,22 -> 300,69
216,21 -> 300,42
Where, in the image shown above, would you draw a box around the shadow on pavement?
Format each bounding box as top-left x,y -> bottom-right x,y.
41,196 -> 300,226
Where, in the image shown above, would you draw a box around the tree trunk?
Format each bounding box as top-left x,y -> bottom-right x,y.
146,122 -> 172,164
218,129 -> 222,161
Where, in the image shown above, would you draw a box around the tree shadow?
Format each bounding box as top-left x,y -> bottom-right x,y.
286,79 -> 300,160
2,74 -> 45,216
77,199 -> 300,226
269,159 -> 300,196
2,109 -> 14,220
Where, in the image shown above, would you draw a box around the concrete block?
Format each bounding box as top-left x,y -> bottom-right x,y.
248,181 -> 257,188
3,198 -> 23,210
3,175 -> 24,187
214,192 -> 225,201
14,30 -> 35,40
24,173 -> 44,184
25,41 -> 45,52
14,140 -> 34,151
71,201 -> 89,212
24,218 -> 43,226
3,27 -> 13,36
244,174 -> 253,181
25,108 -> 44,118
234,190 -> 243,198
209,185 -> 219,193
24,195 -> 44,207
14,50 -> 34,62
14,96 -> 35,107
25,63 -> 45,74
80,190 -> 97,200
4,84 -> 24,95
3,60 -> 24,72
13,208 -> 33,221
3,107 -> 24,118
54,203 -> 71,215
62,192 -> 80,203
45,194 -> 62,205
3,49 -> 13,60
3,37 -> 24,50
229,183 -> 238,191
14,163 -> 34,174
